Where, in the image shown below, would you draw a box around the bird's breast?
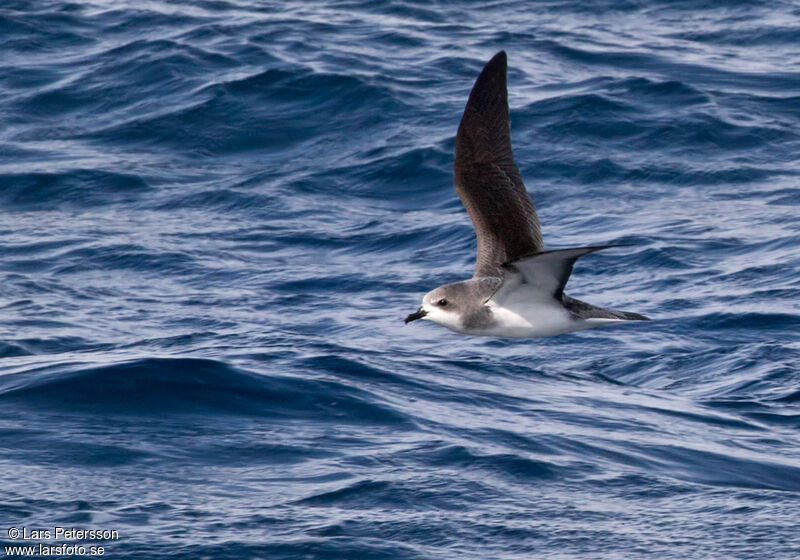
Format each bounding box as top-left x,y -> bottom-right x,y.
479,299 -> 577,338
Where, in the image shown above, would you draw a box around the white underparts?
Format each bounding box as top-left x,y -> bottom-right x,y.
468,270 -> 618,338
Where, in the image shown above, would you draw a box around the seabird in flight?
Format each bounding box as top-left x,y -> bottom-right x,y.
405,51 -> 649,337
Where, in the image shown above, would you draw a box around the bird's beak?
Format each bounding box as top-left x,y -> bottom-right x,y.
404,307 -> 427,324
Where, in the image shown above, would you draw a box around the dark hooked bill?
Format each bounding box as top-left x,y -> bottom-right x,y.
404,307 -> 427,324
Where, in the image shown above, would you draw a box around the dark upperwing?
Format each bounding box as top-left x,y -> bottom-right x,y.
454,50 -> 544,279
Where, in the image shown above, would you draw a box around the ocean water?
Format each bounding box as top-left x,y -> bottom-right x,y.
1,0 -> 799,558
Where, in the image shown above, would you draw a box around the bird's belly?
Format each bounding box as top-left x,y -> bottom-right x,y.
479,300 -> 581,338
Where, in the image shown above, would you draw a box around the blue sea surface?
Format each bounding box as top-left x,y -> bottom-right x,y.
2,1 -> 800,558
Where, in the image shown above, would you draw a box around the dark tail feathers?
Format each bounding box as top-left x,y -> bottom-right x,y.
563,296 -> 650,321
608,309 -> 650,321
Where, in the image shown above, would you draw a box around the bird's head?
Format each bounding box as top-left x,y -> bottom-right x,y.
404,282 -> 474,333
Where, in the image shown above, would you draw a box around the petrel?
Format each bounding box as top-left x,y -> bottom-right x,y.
405,51 -> 649,338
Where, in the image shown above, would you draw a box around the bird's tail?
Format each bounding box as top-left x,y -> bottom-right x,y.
607,309 -> 650,321
562,296 -> 650,321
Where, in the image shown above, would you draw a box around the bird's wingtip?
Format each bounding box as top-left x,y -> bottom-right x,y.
487,50 -> 507,68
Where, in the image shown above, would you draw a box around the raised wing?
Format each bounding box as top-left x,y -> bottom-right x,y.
454,51 -> 543,278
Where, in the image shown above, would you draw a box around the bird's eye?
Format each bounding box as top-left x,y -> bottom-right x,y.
437,298 -> 448,306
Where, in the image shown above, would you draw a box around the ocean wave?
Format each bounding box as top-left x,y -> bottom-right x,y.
0,357 -> 411,424
81,67 -> 405,156
0,169 -> 150,209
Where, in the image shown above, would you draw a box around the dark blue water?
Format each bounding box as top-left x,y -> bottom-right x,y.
2,1 -> 800,558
